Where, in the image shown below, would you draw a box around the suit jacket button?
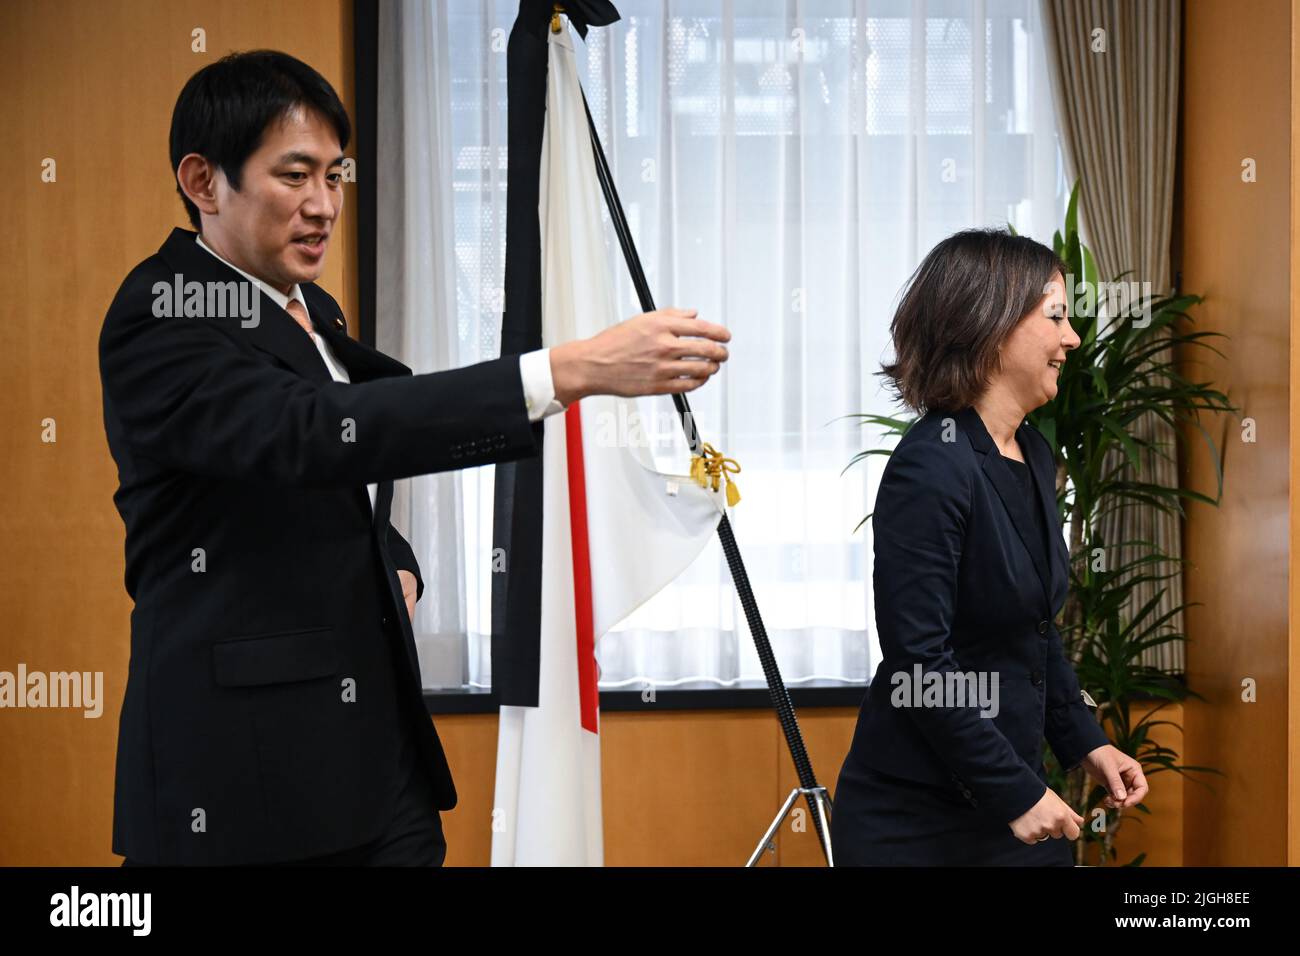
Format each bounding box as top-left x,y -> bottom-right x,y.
1031,670 -> 1044,686
1037,620 -> 1049,635
334,316 -> 345,329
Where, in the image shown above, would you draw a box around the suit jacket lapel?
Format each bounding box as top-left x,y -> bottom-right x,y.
954,406 -> 1054,607
157,228 -> 334,385
157,228 -> 408,529
299,283 -> 414,384
296,285 -> 412,530
1024,423 -> 1069,608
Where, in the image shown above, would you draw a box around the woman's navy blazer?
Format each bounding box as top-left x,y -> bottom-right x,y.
841,404 -> 1110,825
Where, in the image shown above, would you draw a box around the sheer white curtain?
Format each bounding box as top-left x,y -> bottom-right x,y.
377,0 -> 1069,691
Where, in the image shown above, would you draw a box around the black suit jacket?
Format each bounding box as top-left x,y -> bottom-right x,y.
839,405 -> 1109,826
99,228 -> 542,864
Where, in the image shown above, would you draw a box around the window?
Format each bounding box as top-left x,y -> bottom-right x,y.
376,0 -> 1069,692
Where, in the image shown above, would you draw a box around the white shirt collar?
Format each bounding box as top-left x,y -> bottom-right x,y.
194,234 -> 308,316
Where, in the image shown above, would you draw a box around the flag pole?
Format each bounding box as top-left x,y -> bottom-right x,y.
580,93 -> 834,867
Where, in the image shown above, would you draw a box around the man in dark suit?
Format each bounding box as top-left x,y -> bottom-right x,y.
99,50 -> 730,865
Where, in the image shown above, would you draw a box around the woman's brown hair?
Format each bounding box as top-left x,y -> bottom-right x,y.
879,227 -> 1069,415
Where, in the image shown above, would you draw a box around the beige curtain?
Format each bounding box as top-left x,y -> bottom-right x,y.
1040,0 -> 1184,673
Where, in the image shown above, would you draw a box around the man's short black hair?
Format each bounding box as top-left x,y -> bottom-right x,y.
169,49 -> 351,230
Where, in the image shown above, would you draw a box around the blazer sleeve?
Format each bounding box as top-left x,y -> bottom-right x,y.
1023,424 -> 1111,771
1043,625 -> 1110,770
873,438 -> 1049,825
387,522 -> 424,603
99,275 -> 540,486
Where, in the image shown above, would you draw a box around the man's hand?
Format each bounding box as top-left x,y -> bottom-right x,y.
1008,786 -> 1085,845
396,570 -> 418,625
549,308 -> 730,405
1079,744 -> 1149,810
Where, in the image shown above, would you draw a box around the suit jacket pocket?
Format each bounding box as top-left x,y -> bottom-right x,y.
211,626 -> 339,688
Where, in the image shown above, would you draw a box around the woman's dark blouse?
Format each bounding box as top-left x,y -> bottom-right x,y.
1002,448 -> 1050,567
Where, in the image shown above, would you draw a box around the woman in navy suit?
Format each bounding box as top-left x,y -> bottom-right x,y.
832,228 -> 1148,866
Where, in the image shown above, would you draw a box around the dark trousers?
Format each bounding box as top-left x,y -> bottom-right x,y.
122,728 -> 447,867
831,763 -> 1076,867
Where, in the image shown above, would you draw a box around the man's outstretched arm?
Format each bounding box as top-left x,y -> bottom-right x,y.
100,267 -> 729,489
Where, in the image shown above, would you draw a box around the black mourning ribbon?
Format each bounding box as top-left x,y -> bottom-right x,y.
517,0 -> 620,39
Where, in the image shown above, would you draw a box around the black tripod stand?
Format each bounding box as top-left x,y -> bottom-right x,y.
581,96 -> 834,867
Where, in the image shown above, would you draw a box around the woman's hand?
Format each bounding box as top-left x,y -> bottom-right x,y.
1009,786 -> 1085,844
1079,744 -> 1149,810
396,569 -> 418,625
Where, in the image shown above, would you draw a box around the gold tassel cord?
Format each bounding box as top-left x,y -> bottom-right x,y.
551,4 -> 564,32
690,443 -> 742,508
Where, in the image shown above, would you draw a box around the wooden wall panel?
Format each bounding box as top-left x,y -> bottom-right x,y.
1294,0 -> 1300,871
601,709 -> 781,867
1178,0 -> 1291,866
434,708 -> 860,867
436,713 -> 500,867
1110,703 -> 1185,867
